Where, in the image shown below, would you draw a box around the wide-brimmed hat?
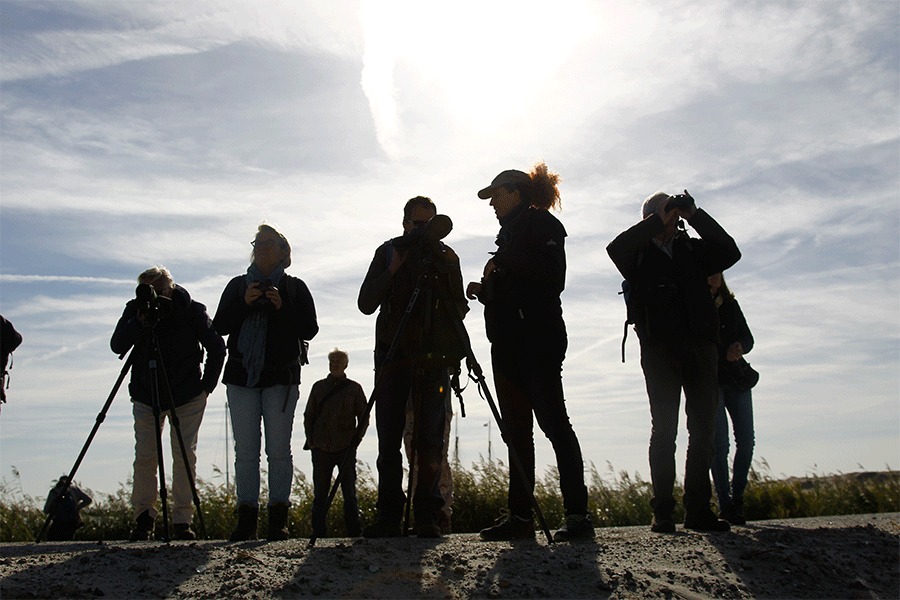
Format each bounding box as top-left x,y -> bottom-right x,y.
477,169 -> 531,199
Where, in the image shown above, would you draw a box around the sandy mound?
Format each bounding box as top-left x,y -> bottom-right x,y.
2,513 -> 898,599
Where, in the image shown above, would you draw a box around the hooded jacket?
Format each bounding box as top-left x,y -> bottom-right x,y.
111,284 -> 226,408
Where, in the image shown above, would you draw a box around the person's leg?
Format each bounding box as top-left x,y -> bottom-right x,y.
260,384 -> 299,506
491,345 -> 535,520
640,341 -> 682,514
525,349 -> 588,517
371,360 -> 411,526
411,368 -> 447,529
227,385 -> 263,507
310,448 -> 331,537
710,387 -> 732,508
726,388 -> 755,500
131,401 -> 160,520
681,341 -> 719,515
168,394 -> 207,525
339,447 -> 362,536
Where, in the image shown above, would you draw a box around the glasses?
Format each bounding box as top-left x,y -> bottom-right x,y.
251,239 -> 281,249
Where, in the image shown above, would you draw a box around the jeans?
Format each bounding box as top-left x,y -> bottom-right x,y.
311,447 -> 361,537
227,383 -> 299,507
132,394 -> 206,523
640,339 -> 719,515
490,340 -> 588,519
711,386 -> 755,507
372,358 -> 447,525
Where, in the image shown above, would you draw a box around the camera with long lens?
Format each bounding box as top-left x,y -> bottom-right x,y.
390,214 -> 453,250
665,191 -> 695,212
135,283 -> 174,326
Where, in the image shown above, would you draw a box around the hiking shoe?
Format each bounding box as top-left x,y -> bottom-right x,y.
229,503 -> 259,542
362,519 -> 402,538
438,512 -> 452,535
719,502 -> 746,526
267,502 -> 290,541
553,513 -> 595,541
129,510 -> 154,542
650,513 -> 676,533
479,514 -> 535,541
684,507 -> 731,532
173,523 -> 196,540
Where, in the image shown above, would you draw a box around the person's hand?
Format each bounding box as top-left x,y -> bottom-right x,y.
726,342 -> 744,362
245,282 -> 264,306
265,286 -> 283,310
466,281 -> 482,300
389,248 -> 407,274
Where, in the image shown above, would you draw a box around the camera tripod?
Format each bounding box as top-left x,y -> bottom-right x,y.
36,318 -> 207,543
308,242 -> 553,547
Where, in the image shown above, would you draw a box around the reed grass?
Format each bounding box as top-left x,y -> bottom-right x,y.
1,459 -> 896,542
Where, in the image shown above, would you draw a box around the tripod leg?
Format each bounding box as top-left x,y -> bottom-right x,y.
148,358 -> 170,542
35,350 -> 136,543
403,380 -> 423,535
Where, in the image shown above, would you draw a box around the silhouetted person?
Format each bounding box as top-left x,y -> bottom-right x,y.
467,163 -> 593,541
708,273 -> 757,525
111,266 -> 225,541
304,349 -> 368,538
44,476 -> 92,541
214,223 -> 319,541
358,196 -> 467,538
607,191 -> 740,533
1,314 -> 23,411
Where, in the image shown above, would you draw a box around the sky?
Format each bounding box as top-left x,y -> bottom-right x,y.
1,0 -> 897,506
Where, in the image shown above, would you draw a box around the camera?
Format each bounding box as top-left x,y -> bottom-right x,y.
665,191 -> 695,212
253,280 -> 274,307
135,283 -> 173,326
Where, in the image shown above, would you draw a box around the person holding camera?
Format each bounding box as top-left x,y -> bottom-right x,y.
213,223 -> 319,541
111,266 -> 225,541
466,163 -> 593,542
303,348 -> 368,538
708,272 -> 756,525
607,191 -> 741,533
358,196 -> 467,538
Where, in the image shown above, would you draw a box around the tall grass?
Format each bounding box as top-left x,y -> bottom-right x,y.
1,459 -> 897,542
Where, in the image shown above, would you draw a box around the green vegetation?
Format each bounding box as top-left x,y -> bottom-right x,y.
2,459 -> 897,542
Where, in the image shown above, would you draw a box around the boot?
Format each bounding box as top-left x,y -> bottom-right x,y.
684,506 -> 731,532
173,523 -> 196,540
229,503 -> 259,542
479,513 -> 535,541
553,513 -> 595,541
266,502 -> 290,541
129,510 -> 154,542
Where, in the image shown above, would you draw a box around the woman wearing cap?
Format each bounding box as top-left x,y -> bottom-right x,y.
466,162 -> 593,541
213,222 -> 319,541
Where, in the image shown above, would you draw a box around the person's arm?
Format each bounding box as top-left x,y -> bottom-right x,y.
353,382 -> 370,441
275,277 -> 319,342
110,300 -> 142,356
212,277 -> 250,337
358,243 -> 397,315
303,383 -> 321,444
686,209 -> 741,274
607,215 -> 663,280
728,299 -> 754,359
193,302 -> 227,394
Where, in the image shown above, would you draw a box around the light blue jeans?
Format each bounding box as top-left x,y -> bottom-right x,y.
711,385 -> 755,508
227,384 -> 299,507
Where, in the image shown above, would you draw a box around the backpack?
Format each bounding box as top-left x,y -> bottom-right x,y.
618,248 -> 643,363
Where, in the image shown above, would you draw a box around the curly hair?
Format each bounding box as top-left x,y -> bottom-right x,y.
506,161 -> 561,211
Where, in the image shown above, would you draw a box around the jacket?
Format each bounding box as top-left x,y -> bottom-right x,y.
716,296 -> 755,379
480,204 -> 567,346
358,239 -> 467,361
303,374 -> 369,453
110,285 -> 226,408
607,209 -> 741,346
213,273 -> 319,388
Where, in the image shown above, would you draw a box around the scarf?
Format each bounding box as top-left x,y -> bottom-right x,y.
237,262 -> 285,387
